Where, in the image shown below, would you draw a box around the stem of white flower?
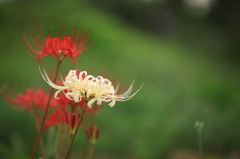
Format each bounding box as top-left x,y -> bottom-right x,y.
65,101 -> 88,159
198,130 -> 203,159
81,112 -> 95,159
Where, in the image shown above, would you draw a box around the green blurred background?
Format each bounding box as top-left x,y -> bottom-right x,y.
0,0 -> 240,158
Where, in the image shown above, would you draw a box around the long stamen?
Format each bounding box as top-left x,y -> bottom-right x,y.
41,70 -> 142,107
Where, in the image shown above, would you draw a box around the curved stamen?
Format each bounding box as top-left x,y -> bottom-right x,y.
40,69 -> 142,107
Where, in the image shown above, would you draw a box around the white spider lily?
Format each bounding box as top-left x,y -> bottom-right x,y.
40,68 -> 142,107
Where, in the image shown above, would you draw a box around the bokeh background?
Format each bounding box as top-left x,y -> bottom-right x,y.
0,0 -> 240,158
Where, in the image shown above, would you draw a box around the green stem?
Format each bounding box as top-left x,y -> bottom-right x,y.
81,138 -> 89,159
36,119 -> 46,159
31,60 -> 62,159
87,144 -> 95,159
59,127 -> 68,158
69,134 -> 73,159
198,130 -> 203,159
54,127 -> 61,159
65,102 -> 88,159
81,111 -> 96,159
39,135 -> 46,159
32,106 -> 46,159
34,117 -> 46,159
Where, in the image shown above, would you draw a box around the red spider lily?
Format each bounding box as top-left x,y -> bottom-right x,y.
85,125 -> 100,144
4,88 -> 57,112
24,26 -> 94,64
45,108 -> 83,133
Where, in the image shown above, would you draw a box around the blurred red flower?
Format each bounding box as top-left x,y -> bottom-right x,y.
45,108 -> 82,132
85,125 -> 100,144
4,88 -> 57,112
4,87 -> 104,131
45,94 -> 104,130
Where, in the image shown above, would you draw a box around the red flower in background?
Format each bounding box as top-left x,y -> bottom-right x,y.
4,89 -> 57,112
45,94 -> 104,131
24,26 -> 94,64
4,87 -> 103,131
85,125 -> 100,144
45,109 -> 82,133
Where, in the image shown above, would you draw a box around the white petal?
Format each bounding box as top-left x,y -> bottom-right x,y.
54,89 -> 63,99
118,81 -> 134,97
118,83 -> 143,101
87,98 -> 97,108
109,100 -> 116,107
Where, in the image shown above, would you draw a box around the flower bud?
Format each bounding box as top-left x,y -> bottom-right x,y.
195,120 -> 205,133
85,125 -> 100,144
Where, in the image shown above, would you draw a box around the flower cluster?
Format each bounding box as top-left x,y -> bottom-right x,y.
24,27 -> 93,64
4,88 -> 102,132
40,69 -> 141,107
4,88 -> 57,112
4,25 -> 142,159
